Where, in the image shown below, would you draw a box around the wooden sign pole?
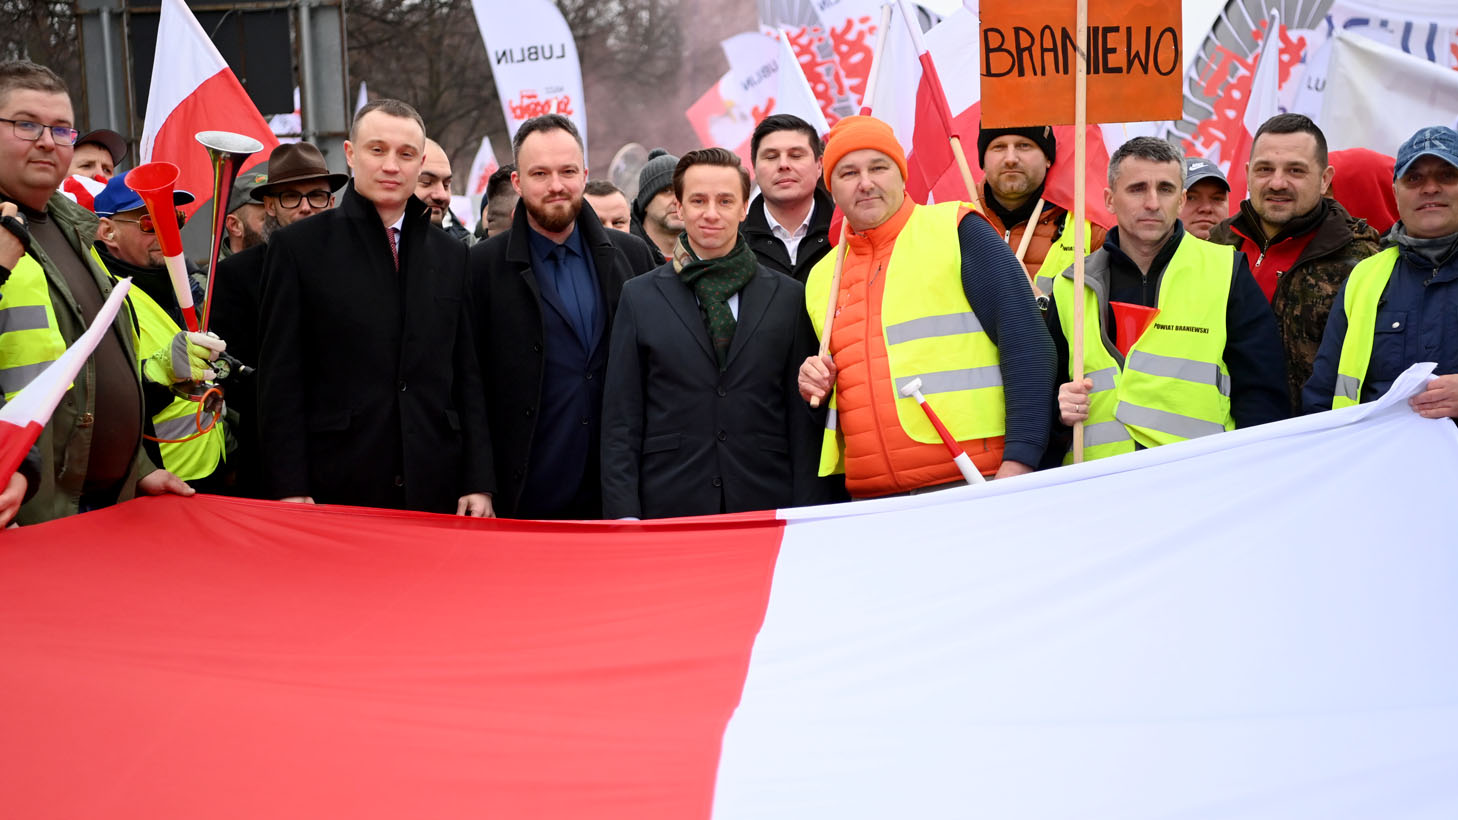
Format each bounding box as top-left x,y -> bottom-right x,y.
1071,0 -> 1089,463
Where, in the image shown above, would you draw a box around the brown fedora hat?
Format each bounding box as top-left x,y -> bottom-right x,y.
252,142 -> 349,201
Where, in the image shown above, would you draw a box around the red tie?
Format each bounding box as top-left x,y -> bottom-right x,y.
388,227 -> 400,271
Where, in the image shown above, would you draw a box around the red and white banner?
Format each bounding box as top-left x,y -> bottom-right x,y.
469,0 -> 587,151
466,135 -> 501,198
0,280 -> 131,483
686,31 -> 830,170
139,0 -> 277,218
1219,10 -> 1283,205
2,364 -> 1456,817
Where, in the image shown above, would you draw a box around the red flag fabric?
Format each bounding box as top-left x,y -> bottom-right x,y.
139,0 -> 277,218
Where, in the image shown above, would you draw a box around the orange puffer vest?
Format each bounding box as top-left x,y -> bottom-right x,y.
828,199 -> 1005,497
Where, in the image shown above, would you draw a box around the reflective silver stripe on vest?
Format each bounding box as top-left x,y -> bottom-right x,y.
884,312 -> 984,345
896,367 -> 1003,396
0,360 -> 52,395
1115,401 -> 1227,440
1087,366 -> 1118,393
825,407 -> 838,432
0,305 -> 48,334
1082,419 -> 1132,448
1335,373 -> 1361,403
155,415 -> 205,441
1126,350 -> 1231,397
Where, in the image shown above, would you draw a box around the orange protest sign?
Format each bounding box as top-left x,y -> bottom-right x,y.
980,0 -> 1183,127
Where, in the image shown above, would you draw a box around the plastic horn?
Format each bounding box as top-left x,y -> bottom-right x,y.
195,131 -> 264,333
125,162 -> 198,332
898,377 -> 987,485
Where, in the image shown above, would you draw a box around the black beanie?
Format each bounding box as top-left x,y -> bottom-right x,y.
635,148 -> 680,212
977,125 -> 1057,168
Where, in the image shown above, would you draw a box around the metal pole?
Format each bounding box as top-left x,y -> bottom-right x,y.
99,7 -> 119,128
298,0 -> 316,143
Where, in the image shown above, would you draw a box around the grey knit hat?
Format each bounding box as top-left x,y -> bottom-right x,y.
635,148 -> 680,211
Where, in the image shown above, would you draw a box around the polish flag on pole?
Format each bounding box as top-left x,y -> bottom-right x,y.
1221,11 -> 1283,205
0,280 -> 131,486
139,0 -> 277,219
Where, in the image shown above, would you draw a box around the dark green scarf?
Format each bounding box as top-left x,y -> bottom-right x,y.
673,233 -> 757,370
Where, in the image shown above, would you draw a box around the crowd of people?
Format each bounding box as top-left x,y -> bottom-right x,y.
1,56 -> 1454,529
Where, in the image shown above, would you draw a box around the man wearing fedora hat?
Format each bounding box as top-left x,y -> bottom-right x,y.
209,141 -> 345,497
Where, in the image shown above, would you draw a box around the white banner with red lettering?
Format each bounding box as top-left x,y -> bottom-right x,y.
468,0 -> 587,150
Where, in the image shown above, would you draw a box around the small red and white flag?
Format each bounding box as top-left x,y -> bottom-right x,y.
0,280 -> 131,485
466,136 -> 501,199
139,0 -> 277,218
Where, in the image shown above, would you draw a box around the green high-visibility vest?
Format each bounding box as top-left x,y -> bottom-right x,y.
0,254 -> 69,400
1331,247 -> 1401,409
1032,212 -> 1094,300
1053,233 -> 1237,461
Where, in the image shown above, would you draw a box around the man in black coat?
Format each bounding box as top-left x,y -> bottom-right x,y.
602,148 -> 825,519
211,142 -> 346,497
468,114 -> 657,519
741,114 -> 834,283
258,100 -> 492,515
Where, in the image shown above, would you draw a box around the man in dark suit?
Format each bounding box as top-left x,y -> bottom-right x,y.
258,99 -> 492,515
468,115 -> 657,520
601,148 -> 825,519
742,114 -> 834,283
211,142 -> 346,497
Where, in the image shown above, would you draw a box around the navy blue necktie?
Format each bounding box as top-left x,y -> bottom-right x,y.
550,244 -> 593,341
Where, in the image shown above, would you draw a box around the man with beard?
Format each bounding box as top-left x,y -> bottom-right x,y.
210,141 -> 346,496
630,148 -> 682,264
93,172 -> 197,325
418,138 -> 472,245
742,114 -> 832,283
977,124 -> 1105,296
221,171 -> 268,258
1208,114 -> 1379,410
468,114 -> 657,519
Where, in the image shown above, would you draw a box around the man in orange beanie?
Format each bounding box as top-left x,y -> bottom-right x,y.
797,116 -> 1055,497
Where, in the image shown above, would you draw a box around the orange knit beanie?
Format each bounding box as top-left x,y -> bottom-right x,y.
821,115 -> 909,188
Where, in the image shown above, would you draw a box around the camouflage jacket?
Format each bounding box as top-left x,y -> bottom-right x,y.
1208,199 -> 1381,411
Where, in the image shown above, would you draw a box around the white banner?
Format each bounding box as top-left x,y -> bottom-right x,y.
1321,31 -> 1458,152
469,0 -> 587,152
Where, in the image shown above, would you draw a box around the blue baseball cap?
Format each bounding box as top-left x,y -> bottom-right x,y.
1394,126 -> 1458,181
93,170 -> 195,217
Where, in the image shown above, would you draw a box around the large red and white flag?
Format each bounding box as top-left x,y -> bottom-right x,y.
0,280 -> 131,484
2,363 -> 1456,817
139,0 -> 277,218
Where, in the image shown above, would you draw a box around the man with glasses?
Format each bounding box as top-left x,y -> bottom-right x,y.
0,60 -> 202,523
210,141 -> 345,497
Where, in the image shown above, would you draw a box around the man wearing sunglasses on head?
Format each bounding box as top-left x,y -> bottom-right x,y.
0,60 -> 204,524
210,142 -> 346,497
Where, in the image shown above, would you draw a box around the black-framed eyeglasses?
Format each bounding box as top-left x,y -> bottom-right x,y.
112,209 -> 187,234
0,116 -> 81,146
275,190 -> 333,209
